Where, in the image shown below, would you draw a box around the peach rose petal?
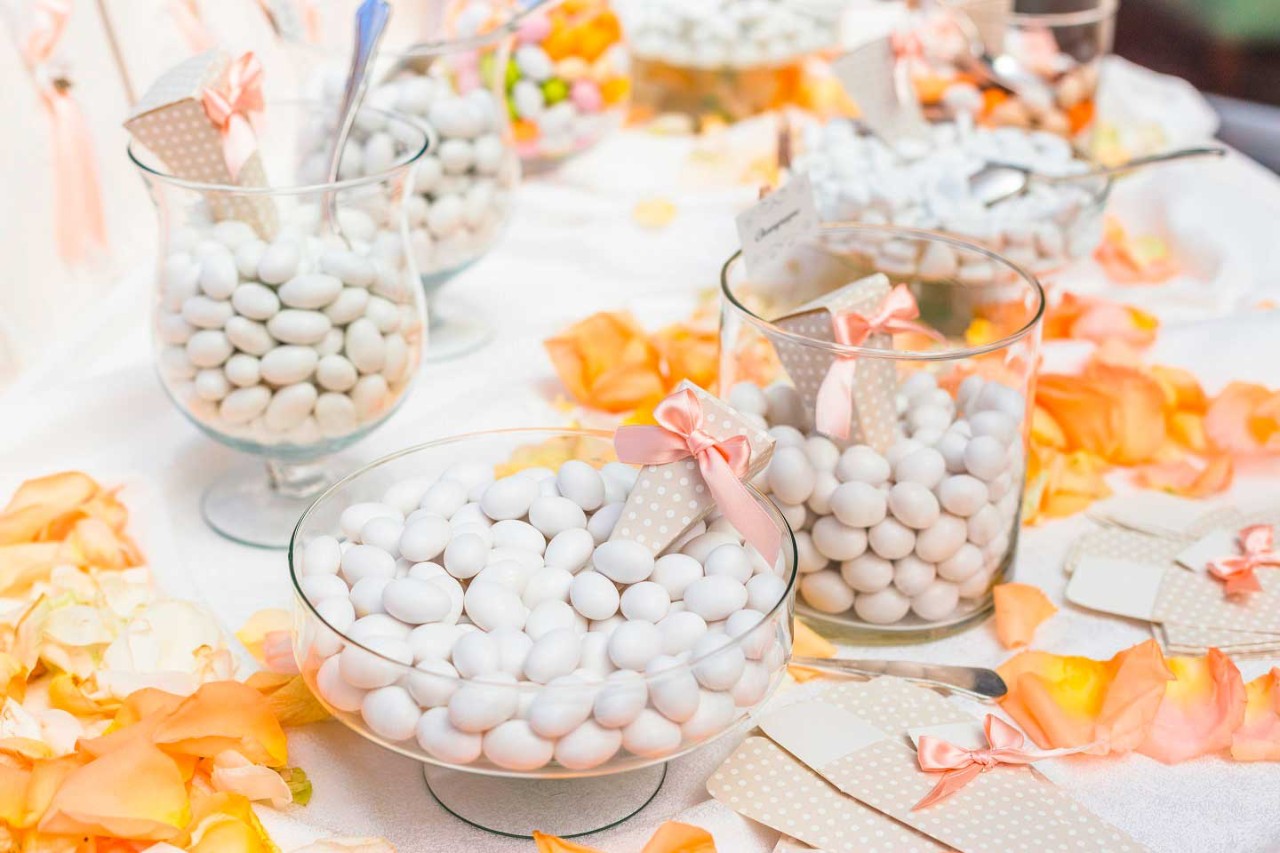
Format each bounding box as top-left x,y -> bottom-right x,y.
1133,456 -> 1233,498
651,323 -> 720,394
38,740 -> 190,841
641,822 -> 718,852
0,472 -> 99,545
1137,648 -> 1246,764
209,750 -> 292,808
998,640 -> 1172,753
236,609 -> 294,671
149,682 -> 288,768
544,312 -> 666,413
788,618 -> 837,682
533,830 -> 606,853
1204,382 -> 1280,456
1231,668 -> 1280,761
181,792 -> 274,853
292,840 -> 396,853
244,670 -> 332,727
993,584 -> 1057,649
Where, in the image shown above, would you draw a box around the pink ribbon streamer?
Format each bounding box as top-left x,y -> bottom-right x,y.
914,715 -> 1089,810
815,284 -> 944,440
614,389 -> 781,563
1208,524 -> 1280,597
19,0 -> 107,266
170,0 -> 215,53
201,52 -> 265,181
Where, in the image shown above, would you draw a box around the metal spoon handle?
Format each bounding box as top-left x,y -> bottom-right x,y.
790,656 -> 1008,702
323,0 -> 392,236
1045,146 -> 1228,183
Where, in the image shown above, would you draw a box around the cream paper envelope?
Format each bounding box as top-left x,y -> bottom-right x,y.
758,698 -> 1145,853
831,37 -> 929,145
1159,622 -> 1280,654
707,736 -> 945,853
1067,556 -> 1280,634
125,51 -> 277,237
772,274 -> 898,451
1087,493 -> 1211,539
610,381 -> 775,556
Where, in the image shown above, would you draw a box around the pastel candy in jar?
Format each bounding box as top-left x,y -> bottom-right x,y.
301,455 -> 792,772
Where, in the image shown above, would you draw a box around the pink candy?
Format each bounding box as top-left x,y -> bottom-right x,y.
517,14 -> 553,45
570,79 -> 603,113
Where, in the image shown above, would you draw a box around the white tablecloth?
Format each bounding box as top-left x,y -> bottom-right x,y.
4,82 -> 1280,853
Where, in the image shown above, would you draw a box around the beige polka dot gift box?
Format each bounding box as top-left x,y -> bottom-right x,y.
124,50 -> 277,238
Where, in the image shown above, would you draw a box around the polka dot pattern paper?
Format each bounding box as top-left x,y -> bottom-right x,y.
125,51 -> 278,238
773,275 -> 899,452
610,381 -> 775,555
707,737 -> 944,853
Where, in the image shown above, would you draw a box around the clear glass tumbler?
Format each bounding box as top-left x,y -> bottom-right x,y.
720,224 -> 1045,642
290,428 -> 798,837
132,101 -> 432,548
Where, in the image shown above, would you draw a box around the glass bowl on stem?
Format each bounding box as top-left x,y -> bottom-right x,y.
132,101 -> 433,549
289,428 -> 798,838
290,0 -> 524,360
720,224 -> 1045,643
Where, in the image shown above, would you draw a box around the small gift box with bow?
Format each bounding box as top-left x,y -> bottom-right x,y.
125,50 -> 277,237
772,274 -> 942,452
610,381 -> 779,562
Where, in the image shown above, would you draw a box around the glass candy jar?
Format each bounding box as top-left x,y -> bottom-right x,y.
290,428 -> 798,837
293,0 -> 523,358
720,225 -> 1045,642
132,102 -> 432,548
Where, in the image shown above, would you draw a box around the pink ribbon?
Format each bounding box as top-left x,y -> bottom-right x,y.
914,715 -> 1087,810
201,52 -> 265,180
1208,524 -> 1280,597
19,0 -> 107,266
614,389 -> 781,563
815,284 -> 944,440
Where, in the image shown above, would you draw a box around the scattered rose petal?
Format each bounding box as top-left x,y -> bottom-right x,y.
291,840 -> 396,853
788,619 -> 836,682
209,750 -> 292,808
1138,648 -> 1246,764
1204,382 -> 1280,456
544,312 -> 665,413
641,821 -> 718,852
1231,668 -> 1280,761
1133,455 -> 1233,498
993,584 -> 1058,649
1094,217 -> 1179,284
632,197 -> 677,229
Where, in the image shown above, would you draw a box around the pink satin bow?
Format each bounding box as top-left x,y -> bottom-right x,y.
914,715 -> 1085,810
20,0 -> 107,265
1208,524 -> 1280,596
614,389 -> 781,563
201,52 -> 265,180
815,284 -> 943,440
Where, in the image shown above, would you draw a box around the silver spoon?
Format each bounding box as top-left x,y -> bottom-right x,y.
790,656 -> 1008,703
322,0 -> 392,240
970,146 -> 1228,206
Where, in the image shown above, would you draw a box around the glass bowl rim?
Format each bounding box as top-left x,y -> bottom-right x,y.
288,426 -> 801,687
720,222 -> 1047,362
939,0 -> 1119,28
127,99 -> 435,196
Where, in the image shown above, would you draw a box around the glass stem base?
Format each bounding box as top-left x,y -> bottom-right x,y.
422,763 -> 667,839
200,459 -> 333,549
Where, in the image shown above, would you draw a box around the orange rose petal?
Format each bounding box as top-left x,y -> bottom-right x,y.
0,542 -> 61,596
244,671 -> 332,727
544,312 -> 666,413
1204,382 -> 1280,455
533,830 -> 606,853
1133,456 -> 1233,498
1031,406 -> 1068,450
993,583 -> 1058,649
633,197 -> 678,229
1167,412 -> 1208,453
0,472 -> 99,545
38,740 -> 190,841
999,640 -> 1172,752
0,762 -> 31,825
236,609 -> 293,666
652,323 -> 720,394
150,682 -> 288,768
1138,649 -> 1246,764
640,821 -> 717,853
1231,668 -> 1280,761
181,792 -> 274,853
788,618 -> 836,682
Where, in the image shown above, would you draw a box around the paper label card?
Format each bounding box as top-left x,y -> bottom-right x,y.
1087,493 -> 1213,539
1068,556 -> 1280,634
832,37 -> 929,145
1160,622 -> 1280,654
125,51 -> 277,238
708,737 -> 945,853
758,686 -> 1144,853
735,173 -> 819,278
610,381 -> 775,556
1175,529 -> 1241,573
773,274 -> 899,451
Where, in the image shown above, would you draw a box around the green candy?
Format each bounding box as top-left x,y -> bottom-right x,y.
542,77 -> 569,104
505,60 -> 521,89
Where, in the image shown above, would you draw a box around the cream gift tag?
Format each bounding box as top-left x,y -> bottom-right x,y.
947,0 -> 1014,55
1175,528 -> 1246,573
125,51 -> 277,237
707,736 -> 945,853
1067,556 -> 1280,634
758,699 -> 1144,853
772,274 -> 898,451
1087,493 -> 1212,540
735,173 -> 819,278
610,381 -> 775,556
832,37 -> 929,145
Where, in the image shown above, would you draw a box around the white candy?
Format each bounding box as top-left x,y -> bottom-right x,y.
836,446 -> 891,484
443,533 -> 489,579
448,673 -> 519,732
527,675 -> 595,739
339,635 -> 411,689
556,460 -> 606,511
544,528 -> 595,573
342,544 -> 397,584
912,580 -> 961,621
417,707 -> 482,763
887,482 -> 941,529
645,656 -> 700,723
768,447 -> 816,505
383,577 -> 451,624
481,475 -> 540,521
810,516 -> 868,561
620,581 -> 671,623
523,627 -> 582,683
317,654 -> 365,711
607,620 -> 661,671
622,709 -> 682,757
569,571 -> 620,621
361,685 -> 420,741
841,553 -> 894,593
302,535 -> 343,576
528,495 -> 587,538
350,577 -> 390,617
829,481 -> 887,527
854,586 -> 912,624
691,633 -> 745,690
592,540 -> 654,584
745,572 -> 787,613
555,720 -> 622,770
868,518 -> 916,560
800,570 -> 855,614
682,690 -> 736,742
683,575 -> 747,622
658,610 -> 708,655
463,581 -> 526,632
594,670 -> 647,728
914,514 -> 967,563
938,475 -> 988,517
651,553 -> 704,600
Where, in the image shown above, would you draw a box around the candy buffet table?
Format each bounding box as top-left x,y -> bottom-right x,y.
4,76 -> 1280,853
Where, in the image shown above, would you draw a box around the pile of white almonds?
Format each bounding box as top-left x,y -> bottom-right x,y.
623,0 -> 842,69
794,119 -> 1106,273
157,206 -> 421,447
297,458 -> 791,772
729,373 -> 1024,626
304,68 -> 521,279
